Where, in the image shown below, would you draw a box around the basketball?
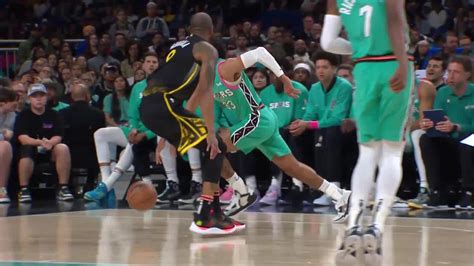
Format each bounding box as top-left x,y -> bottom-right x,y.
126,180 -> 157,211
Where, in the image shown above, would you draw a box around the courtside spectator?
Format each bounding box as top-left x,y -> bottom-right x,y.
44,81 -> 69,110
15,84 -> 73,203
91,64 -> 119,109
293,62 -> 313,89
0,88 -> 17,203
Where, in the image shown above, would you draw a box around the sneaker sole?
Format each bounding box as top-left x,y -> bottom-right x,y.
225,194 -> 258,217
335,235 -> 362,266
189,222 -> 237,235
83,194 -> 103,203
0,199 -> 11,204
363,234 -> 382,266
178,199 -> 195,204
18,198 -> 32,203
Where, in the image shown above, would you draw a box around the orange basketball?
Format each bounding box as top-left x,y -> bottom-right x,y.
126,180 -> 157,211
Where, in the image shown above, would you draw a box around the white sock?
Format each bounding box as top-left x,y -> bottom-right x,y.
226,172 -> 248,195
245,175 -> 257,194
318,180 -> 342,201
94,127 -> 128,180
270,172 -> 282,188
347,141 -> 381,229
411,129 -> 429,190
372,141 -> 405,232
103,144 -> 134,190
187,148 -> 202,183
161,142 -> 178,184
292,178 -> 303,192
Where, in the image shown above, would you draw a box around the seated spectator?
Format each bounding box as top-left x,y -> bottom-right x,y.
59,67 -> 73,95
247,24 -> 264,49
44,80 -> 69,110
38,66 -> 54,82
103,75 -> 131,127
14,84 -> 74,203
18,24 -> 52,65
12,81 -> 28,113
72,63 -> 84,79
147,32 -> 168,59
128,68 -> 146,86
91,64 -> 119,109
419,56 -> 474,208
414,40 -> 430,70
228,34 -> 249,57
290,52 -> 353,205
293,62 -> 313,89
136,1 -> 170,44
121,41 -> 143,79
0,88 -> 17,203
293,39 -> 311,65
459,35 -> 472,56
87,39 -> 120,74
84,34 -> 99,59
111,33 -> 127,62
108,8 -> 136,40
336,64 -> 354,86
60,83 -> 105,176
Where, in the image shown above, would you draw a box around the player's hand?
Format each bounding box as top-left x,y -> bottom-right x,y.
281,75 -> 300,99
289,120 -> 308,136
341,119 -> 356,133
206,134 -> 221,160
389,65 -> 408,93
420,118 -> 434,130
128,129 -> 138,143
435,116 -> 454,133
130,133 -> 146,144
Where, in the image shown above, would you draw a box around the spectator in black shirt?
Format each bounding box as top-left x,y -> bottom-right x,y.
0,88 -> 17,203
15,84 -> 74,203
60,83 -> 105,176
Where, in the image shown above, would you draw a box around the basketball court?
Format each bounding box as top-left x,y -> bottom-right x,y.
0,206 -> 473,266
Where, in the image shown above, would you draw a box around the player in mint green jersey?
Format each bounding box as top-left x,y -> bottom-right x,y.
213,47 -> 351,222
322,0 -> 413,265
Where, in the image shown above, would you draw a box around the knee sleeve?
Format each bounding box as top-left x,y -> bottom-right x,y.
198,136 -> 227,184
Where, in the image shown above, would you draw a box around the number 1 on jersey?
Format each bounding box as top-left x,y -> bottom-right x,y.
359,5 -> 373,37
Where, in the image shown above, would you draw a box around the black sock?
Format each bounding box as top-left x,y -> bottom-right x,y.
213,191 -> 222,217
197,195 -> 213,219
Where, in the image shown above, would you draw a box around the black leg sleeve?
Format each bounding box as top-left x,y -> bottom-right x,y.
321,126 -> 344,183
132,138 -> 156,177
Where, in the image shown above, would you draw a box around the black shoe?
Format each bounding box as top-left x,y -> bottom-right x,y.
424,191 -> 442,209
288,185 -> 304,206
18,187 -> 32,203
156,181 -> 181,203
189,212 -> 237,235
57,186 -> 74,201
455,191 -> 473,210
178,181 -> 202,204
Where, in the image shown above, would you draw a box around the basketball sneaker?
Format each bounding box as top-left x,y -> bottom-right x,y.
407,189 -> 430,209
178,181 -> 202,204
259,184 -> 280,206
106,189 -> 116,208
84,182 -> 108,203
18,187 -> 32,203
313,194 -> 332,206
0,187 -> 10,203
363,225 -> 383,266
224,191 -> 258,216
335,225 -> 363,266
189,213 -> 237,235
455,191 -> 473,210
219,186 -> 233,205
57,186 -> 74,201
156,180 -> 181,203
333,190 -> 351,223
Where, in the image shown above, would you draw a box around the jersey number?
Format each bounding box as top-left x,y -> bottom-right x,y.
359,5 -> 373,37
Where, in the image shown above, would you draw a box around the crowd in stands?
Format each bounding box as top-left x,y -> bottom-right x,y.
0,0 -> 472,210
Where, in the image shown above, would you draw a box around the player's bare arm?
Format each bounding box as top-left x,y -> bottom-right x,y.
386,0 -> 409,92
219,47 -> 300,98
416,80 -> 436,130
190,41 -> 220,158
320,0 -> 353,55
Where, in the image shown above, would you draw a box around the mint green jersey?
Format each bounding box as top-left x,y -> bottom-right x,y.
213,69 -> 263,123
336,0 -> 408,59
259,81 -> 308,128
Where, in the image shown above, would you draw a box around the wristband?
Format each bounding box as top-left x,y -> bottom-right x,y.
308,121 -> 319,129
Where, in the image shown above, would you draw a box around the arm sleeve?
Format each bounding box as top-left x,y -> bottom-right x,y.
320,15 -> 353,55
318,83 -> 353,128
303,86 -> 318,121
240,47 -> 284,77
127,84 -> 141,130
